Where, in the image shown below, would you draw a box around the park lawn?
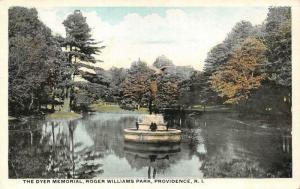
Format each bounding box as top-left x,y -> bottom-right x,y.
90,103 -> 232,113
89,103 -> 148,114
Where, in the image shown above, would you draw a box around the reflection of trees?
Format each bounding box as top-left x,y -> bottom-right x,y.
11,113 -> 189,178
10,113 -> 143,178
45,120 -> 104,179
180,124 -> 207,162
10,113 -> 292,178
165,112 -> 292,178
9,118 -> 48,178
200,127 -> 271,178
125,152 -> 177,178
83,114 -> 140,158
201,157 -> 267,178
199,114 -> 292,178
9,118 -> 105,178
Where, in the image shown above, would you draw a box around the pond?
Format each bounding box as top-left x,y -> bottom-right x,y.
8,112 -> 292,178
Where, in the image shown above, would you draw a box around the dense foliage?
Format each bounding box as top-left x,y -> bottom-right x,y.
264,7 -> 291,87
119,56 -> 195,111
184,7 -> 291,114
120,60 -> 153,110
9,8 -> 108,115
210,37 -> 267,104
9,7 -> 72,115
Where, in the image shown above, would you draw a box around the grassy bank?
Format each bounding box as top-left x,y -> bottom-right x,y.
89,103 -> 233,114
191,105 -> 232,112
89,103 -> 148,114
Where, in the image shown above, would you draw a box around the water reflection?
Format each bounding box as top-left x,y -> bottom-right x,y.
40,120 -> 104,178
9,112 -> 292,178
282,134 -> 292,154
124,142 -> 181,179
176,113 -> 292,178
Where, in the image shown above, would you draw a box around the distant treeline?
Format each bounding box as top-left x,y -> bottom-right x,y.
8,7 -> 291,116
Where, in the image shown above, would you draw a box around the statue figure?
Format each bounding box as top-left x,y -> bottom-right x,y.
148,66 -> 168,114
150,122 -> 157,131
149,77 -> 158,114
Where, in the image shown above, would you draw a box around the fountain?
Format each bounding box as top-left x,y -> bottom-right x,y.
123,114 -> 181,143
123,66 -> 182,144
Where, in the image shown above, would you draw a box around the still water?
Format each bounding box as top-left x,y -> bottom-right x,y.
9,112 -> 292,178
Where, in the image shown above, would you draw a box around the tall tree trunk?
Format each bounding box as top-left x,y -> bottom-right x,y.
51,87 -> 55,111
63,87 -> 71,112
38,100 -> 41,112
28,92 -> 34,111
62,45 -> 74,112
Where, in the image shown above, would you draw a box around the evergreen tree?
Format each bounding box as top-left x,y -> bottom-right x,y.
61,10 -> 105,111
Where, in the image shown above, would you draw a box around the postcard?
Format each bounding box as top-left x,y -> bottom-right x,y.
1,0 -> 300,189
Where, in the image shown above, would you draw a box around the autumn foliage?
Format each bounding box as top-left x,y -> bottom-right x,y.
210,37 -> 267,104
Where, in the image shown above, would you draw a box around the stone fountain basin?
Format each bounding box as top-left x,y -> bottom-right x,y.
124,128 -> 181,143
124,141 -> 181,153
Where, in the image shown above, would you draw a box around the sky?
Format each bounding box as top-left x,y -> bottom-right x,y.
37,7 -> 269,70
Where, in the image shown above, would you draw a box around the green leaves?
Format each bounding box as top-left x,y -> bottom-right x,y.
204,21 -> 255,75
63,10 -> 91,42
9,7 -> 70,115
120,59 -> 153,110
263,7 -> 291,87
63,10 -> 104,64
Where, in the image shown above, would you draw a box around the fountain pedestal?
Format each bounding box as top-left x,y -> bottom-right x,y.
123,114 -> 181,143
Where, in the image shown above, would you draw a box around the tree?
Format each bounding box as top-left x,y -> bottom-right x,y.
204,43 -> 230,75
61,10 -> 105,111
240,7 -> 292,114
62,10 -> 103,63
155,73 -> 181,109
263,7 -> 291,86
150,56 -> 194,110
178,71 -> 216,109
9,7 -> 70,115
46,35 -> 73,111
120,59 -> 153,110
204,21 -> 254,75
201,21 -> 256,105
248,6 -> 292,114
210,37 -> 267,104
72,82 -> 108,111
264,7 -> 292,113
108,67 -> 128,102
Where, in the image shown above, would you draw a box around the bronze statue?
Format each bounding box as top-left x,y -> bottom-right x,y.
148,66 -> 168,114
